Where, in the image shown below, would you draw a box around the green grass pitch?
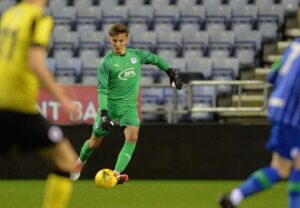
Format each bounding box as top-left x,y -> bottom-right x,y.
0,180 -> 286,208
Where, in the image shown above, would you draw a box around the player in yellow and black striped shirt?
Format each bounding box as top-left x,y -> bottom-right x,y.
0,1 -> 78,207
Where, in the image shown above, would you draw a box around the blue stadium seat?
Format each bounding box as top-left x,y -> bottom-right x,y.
282,0 -> 299,15
76,5 -> 101,27
177,0 -> 198,8
182,31 -> 209,57
153,5 -> 180,30
179,5 -> 206,30
99,0 -> 120,6
235,30 -> 261,67
190,86 -> 216,121
79,31 -> 104,53
141,88 -> 165,121
206,4 -> 231,31
55,58 -> 82,84
81,54 -> 100,85
212,57 -> 239,80
129,31 -> 157,52
51,5 -> 76,28
101,5 -> 128,26
128,5 -> 154,28
231,5 -> 258,31
53,29 -> 79,53
208,31 -> 235,59
257,4 -> 284,41
156,29 -> 182,57
186,57 -> 213,79
125,0 -> 146,6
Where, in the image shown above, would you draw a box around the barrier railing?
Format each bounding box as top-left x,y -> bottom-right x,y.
140,80 -> 272,123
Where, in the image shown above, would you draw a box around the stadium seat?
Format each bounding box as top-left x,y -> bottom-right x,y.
157,50 -> 176,63
235,30 -> 261,67
77,24 -> 97,36
203,0 -> 223,6
177,0 -> 198,8
153,5 -> 180,30
141,69 -> 156,85
99,0 -> 120,6
186,57 -> 213,79
231,5 -> 258,31
257,4 -> 284,41
179,5 -> 206,30
229,0 -> 248,7
53,30 -> 79,53
129,31 -> 157,52
56,58 -> 82,84
129,24 -> 148,36
190,86 -> 216,121
182,31 -> 209,57
76,5 -> 101,27
208,31 -> 235,59
81,54 -> 101,85
51,5 -> 76,28
213,57 -> 239,79
170,58 -> 187,73
79,31 -> 104,52
156,29 -> 182,57
101,5 -> 128,26
141,88 -> 165,121
206,4 -> 231,31
53,50 -> 73,61
180,23 -> 201,33
125,0 -> 146,6
162,88 -> 188,121
151,0 -> 172,6
128,5 -> 154,28
281,0 -> 299,15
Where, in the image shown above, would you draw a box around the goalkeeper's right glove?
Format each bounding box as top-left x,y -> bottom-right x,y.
101,109 -> 114,131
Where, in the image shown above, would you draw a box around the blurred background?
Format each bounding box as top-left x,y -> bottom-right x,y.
1,0 -> 300,180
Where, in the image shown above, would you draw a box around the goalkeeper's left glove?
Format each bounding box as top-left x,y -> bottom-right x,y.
166,68 -> 183,90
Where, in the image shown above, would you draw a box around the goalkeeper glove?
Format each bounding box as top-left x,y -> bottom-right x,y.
166,68 -> 183,90
101,110 -> 114,131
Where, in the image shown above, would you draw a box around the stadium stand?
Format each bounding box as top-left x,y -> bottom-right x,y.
4,0 -> 299,122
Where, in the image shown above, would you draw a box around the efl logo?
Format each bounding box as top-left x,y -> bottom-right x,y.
118,68 -> 136,80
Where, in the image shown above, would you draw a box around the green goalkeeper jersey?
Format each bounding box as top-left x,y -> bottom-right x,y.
97,48 -> 169,110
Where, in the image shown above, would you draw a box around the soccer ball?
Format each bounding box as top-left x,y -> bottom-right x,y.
95,168 -> 117,188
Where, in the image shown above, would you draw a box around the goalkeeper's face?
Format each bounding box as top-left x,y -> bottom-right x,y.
109,33 -> 128,55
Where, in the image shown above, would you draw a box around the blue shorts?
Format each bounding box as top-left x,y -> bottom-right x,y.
266,123 -> 300,160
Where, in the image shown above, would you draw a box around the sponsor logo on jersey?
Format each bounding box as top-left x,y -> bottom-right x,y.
130,57 -> 137,64
118,68 -> 136,80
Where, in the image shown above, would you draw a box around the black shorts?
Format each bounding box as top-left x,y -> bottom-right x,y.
0,110 -> 64,153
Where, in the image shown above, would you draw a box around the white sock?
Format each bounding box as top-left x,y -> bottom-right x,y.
230,188 -> 244,206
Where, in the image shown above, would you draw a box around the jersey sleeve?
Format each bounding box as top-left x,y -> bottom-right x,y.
31,15 -> 53,48
137,49 -> 169,71
97,60 -> 109,110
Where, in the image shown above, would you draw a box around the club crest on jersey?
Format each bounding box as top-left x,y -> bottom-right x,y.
118,68 -> 136,80
130,57 -> 137,64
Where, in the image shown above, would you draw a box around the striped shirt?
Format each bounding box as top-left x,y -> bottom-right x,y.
268,39 -> 300,128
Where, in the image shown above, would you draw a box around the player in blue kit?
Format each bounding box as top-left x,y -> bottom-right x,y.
220,39 -> 300,208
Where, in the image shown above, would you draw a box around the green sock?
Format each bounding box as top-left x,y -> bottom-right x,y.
114,141 -> 136,173
79,140 -> 94,162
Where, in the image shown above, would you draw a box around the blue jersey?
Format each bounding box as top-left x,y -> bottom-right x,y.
268,39 -> 300,128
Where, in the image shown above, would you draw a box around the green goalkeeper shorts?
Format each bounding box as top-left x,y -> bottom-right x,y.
92,101 -> 140,137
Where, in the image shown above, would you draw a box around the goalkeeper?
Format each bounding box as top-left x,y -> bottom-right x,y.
71,23 -> 183,183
